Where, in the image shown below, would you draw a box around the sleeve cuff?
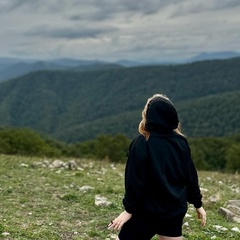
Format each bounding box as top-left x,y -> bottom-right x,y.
194,201 -> 202,208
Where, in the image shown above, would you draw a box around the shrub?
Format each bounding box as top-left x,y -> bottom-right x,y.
0,128 -> 61,157
225,143 -> 240,172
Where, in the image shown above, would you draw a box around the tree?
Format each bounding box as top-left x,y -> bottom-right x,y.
226,144 -> 240,172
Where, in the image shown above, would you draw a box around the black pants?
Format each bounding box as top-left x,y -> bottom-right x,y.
119,216 -> 183,240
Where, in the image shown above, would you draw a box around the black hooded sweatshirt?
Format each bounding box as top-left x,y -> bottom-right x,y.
123,97 -> 202,221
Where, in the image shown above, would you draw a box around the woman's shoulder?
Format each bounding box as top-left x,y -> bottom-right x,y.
150,131 -> 190,148
172,133 -> 191,152
127,135 -> 148,159
132,134 -> 146,144
129,134 -> 147,151
174,132 -> 188,141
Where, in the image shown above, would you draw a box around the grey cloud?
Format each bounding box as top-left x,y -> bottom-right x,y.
3,0 -> 166,21
171,0 -> 240,17
217,0 -> 240,9
1,0 -> 239,61
26,25 -> 118,39
69,13 -> 108,22
0,0 -> 81,13
0,0 -> 40,12
4,0 -> 240,17
69,0 -> 179,22
2,0 -> 176,21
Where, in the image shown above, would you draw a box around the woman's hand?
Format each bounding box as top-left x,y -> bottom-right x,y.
196,207 -> 206,227
108,210 -> 132,231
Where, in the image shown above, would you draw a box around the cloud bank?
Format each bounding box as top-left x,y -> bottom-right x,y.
0,0 -> 240,61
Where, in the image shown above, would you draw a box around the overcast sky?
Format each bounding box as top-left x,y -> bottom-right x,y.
1,0 -> 240,62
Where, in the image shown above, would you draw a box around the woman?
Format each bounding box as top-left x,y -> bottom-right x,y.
108,94 -> 206,240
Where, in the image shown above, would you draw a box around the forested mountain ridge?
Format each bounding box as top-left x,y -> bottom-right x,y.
0,57 -> 239,142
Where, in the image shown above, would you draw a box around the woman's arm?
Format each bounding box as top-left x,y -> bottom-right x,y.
185,143 -> 203,208
196,207 -> 207,226
122,136 -> 148,214
185,142 -> 206,226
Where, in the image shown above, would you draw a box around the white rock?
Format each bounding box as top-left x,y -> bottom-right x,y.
213,225 -> 222,230
221,227 -> 228,231
213,225 -> 228,231
111,164 -> 116,170
226,200 -> 240,208
188,206 -> 195,212
68,160 -> 77,170
79,186 -> 95,191
231,227 -> 240,233
42,160 -> 50,166
20,163 -> 29,167
95,195 -> 112,206
232,216 -> 240,223
209,193 -> 220,203
219,206 -> 240,223
185,213 -> 192,218
2,232 -> 10,236
110,234 -> 117,239
231,187 -> 239,193
49,160 -> 65,168
211,236 -> 217,239
183,222 -> 189,227
200,188 -> 209,192
32,161 -> 44,167
227,205 -> 240,215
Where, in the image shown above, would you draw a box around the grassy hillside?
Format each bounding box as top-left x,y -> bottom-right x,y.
0,155 -> 240,239
0,58 -> 239,141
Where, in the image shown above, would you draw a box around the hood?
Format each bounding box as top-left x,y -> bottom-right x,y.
145,96 -> 179,132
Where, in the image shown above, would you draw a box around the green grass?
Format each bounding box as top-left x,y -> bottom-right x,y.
0,155 -> 239,239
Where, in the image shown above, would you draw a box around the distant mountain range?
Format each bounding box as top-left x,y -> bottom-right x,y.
0,58 -> 124,82
1,51 -> 240,82
0,57 -> 239,142
187,51 -> 240,62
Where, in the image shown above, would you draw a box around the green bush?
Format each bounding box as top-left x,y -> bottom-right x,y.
0,128 -> 61,157
94,134 -> 130,162
189,137 -> 230,171
1,127 -> 240,171
225,143 -> 240,172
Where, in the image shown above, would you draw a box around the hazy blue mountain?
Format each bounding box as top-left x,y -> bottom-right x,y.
1,52 -> 240,82
116,60 -> 143,67
0,57 -> 25,71
49,58 -> 104,67
0,57 -> 37,67
0,61 -> 65,82
188,51 -> 240,62
73,63 -> 124,71
0,58 -> 123,82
